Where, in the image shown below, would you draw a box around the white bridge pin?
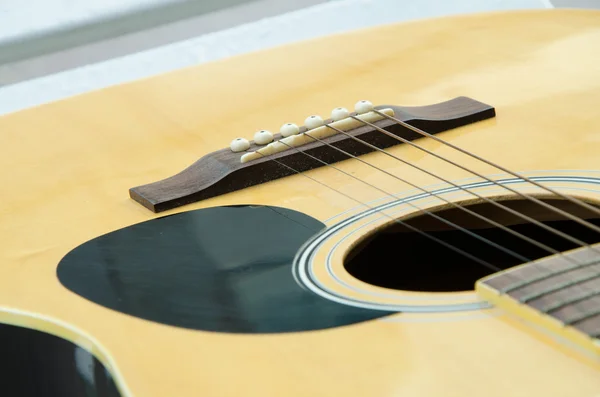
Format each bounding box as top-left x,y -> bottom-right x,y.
280,123 -> 300,137
331,107 -> 350,121
355,100 -> 374,114
305,115 -> 324,129
254,130 -> 274,145
230,138 -> 250,152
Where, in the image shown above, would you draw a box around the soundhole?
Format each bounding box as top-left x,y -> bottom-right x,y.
344,197 -> 600,292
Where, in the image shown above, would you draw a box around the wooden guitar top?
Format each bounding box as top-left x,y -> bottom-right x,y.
1,8 -> 600,397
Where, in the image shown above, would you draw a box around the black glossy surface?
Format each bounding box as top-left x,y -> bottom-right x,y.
58,206 -> 390,333
0,323 -> 120,397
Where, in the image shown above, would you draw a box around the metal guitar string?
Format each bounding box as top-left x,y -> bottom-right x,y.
347,112 -> 600,315
303,127 -> 600,323
296,124 -> 600,304
307,128 -> 561,257
370,109 -> 600,233
359,115 -> 600,248
253,150 -> 501,272
304,126 -> 598,268
272,132 -> 592,275
273,138 -> 529,263
253,112 -> 600,311
321,119 -> 600,278
346,112 -> 600,305
254,139 -> 600,314
281,132 -> 600,323
323,122 -> 591,249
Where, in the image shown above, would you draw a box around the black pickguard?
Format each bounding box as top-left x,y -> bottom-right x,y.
57,206 -> 392,333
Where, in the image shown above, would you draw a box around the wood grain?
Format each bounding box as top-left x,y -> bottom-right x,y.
1,9 -> 600,397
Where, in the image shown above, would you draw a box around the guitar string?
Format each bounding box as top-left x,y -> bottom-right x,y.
322,121 -> 592,249
255,142 -> 599,319
252,150 -> 501,272
281,135 -> 600,326
298,127 -> 586,266
370,109 -> 600,233
319,117 -> 600,300
336,114 -> 600,308
272,139 -> 529,262
353,112 -> 600,313
371,111 -> 600,329
284,128 -> 600,310
357,114 -> 600,244
324,144 -> 559,253
273,116 -> 600,315
246,111 -> 600,321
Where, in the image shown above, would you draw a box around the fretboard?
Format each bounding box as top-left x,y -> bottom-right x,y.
477,244 -> 600,356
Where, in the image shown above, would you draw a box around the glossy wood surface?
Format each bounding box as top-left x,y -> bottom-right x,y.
129,97 -> 494,212
1,8 -> 600,397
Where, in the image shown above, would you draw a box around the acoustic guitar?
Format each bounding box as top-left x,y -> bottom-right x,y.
1,8 -> 600,397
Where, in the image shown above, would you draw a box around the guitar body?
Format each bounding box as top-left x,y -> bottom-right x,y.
1,8 -> 600,397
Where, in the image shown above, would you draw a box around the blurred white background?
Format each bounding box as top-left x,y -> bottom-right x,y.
0,0 -> 596,116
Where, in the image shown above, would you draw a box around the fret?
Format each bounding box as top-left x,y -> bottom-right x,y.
542,289 -> 600,313
564,306 -> 600,326
580,321 -> 600,338
519,273 -> 600,303
476,244 -> 600,357
500,258 -> 600,294
484,245 -> 600,292
505,262 -> 600,303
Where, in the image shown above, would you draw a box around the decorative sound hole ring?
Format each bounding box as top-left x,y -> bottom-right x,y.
292,173 -> 600,313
